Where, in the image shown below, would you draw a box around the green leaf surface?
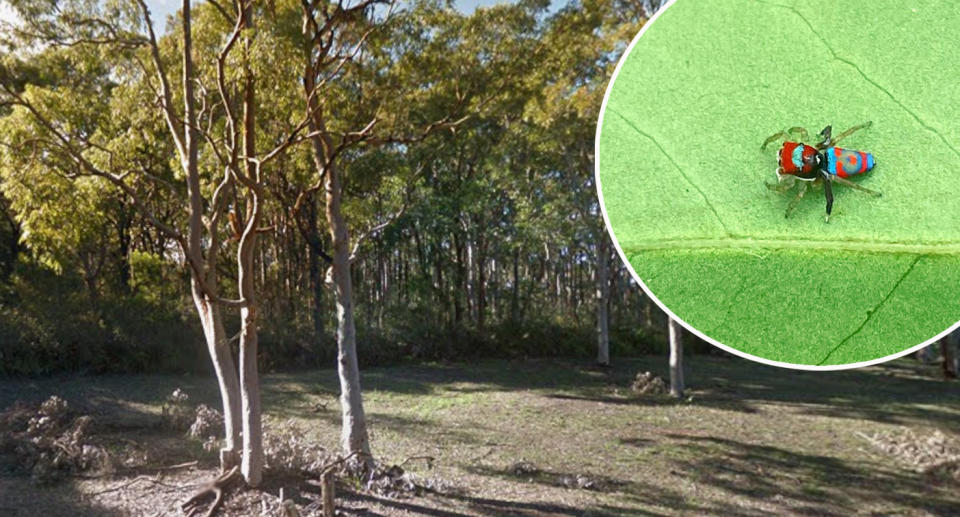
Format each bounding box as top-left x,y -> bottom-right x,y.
598,0 -> 960,366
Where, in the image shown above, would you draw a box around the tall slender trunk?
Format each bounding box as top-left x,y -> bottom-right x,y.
510,248 -> 519,322
476,230 -> 487,330
237,22 -> 263,484
596,237 -> 610,366
192,284 -> 241,468
642,295 -> 653,330
453,231 -> 465,327
180,0 -> 241,472
238,225 -> 262,485
668,318 -> 684,398
326,162 -> 372,463
307,196 -> 325,341
941,334 -> 958,378
115,205 -> 132,293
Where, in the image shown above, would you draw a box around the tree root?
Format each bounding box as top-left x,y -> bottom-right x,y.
180,466 -> 241,517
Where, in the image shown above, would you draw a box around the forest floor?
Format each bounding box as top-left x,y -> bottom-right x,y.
1,355 -> 959,516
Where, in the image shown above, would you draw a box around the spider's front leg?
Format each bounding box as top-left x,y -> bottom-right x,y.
761,127 -> 810,150
766,168 -> 796,193
819,121 -> 872,149
784,179 -> 809,218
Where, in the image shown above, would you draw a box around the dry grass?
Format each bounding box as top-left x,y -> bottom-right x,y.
1,355 -> 959,516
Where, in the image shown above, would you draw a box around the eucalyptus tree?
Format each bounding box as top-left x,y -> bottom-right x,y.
283,0 -> 546,463
0,43 -> 146,307
0,0 -> 315,486
528,0 -> 645,365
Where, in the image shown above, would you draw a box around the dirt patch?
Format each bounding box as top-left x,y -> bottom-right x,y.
3,358 -> 960,515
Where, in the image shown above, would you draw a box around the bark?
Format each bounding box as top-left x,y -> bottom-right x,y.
940,333 -> 958,379
453,231 -> 465,326
476,231 -> 487,330
510,248 -> 520,322
301,56 -> 372,462
192,285 -> 241,467
237,20 -> 263,485
238,229 -> 263,485
596,237 -> 610,366
642,295 -> 654,330
321,469 -> 336,517
307,196 -> 325,341
114,204 -> 132,293
668,318 -> 684,398
181,0 -> 242,472
326,162 -> 372,463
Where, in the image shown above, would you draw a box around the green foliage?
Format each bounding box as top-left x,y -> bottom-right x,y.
0,305 -> 58,375
0,0 -> 665,375
599,0 -> 960,365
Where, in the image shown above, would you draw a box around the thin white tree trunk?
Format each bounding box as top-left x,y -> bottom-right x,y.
596,236 -> 610,366
179,0 -> 244,474
668,318 -> 684,398
238,237 -> 263,485
326,164 -> 372,465
237,18 -> 264,483
192,286 -> 241,468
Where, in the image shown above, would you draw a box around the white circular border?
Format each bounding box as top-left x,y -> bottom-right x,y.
594,0 -> 960,371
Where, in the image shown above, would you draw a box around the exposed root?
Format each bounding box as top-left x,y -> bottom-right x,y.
180,466 -> 241,517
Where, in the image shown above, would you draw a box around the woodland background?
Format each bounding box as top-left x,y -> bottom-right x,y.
0,0 -> 666,377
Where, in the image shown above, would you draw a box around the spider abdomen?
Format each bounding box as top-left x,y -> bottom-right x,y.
825,147 -> 875,178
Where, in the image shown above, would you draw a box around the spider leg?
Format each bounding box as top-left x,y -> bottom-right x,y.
784,179 -> 809,218
762,131 -> 790,150
832,175 -> 882,197
821,171 -> 834,223
761,127 -> 810,149
788,126 -> 809,142
827,121 -> 872,147
765,168 -> 797,193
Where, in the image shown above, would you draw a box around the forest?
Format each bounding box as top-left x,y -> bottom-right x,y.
1,0 -> 959,515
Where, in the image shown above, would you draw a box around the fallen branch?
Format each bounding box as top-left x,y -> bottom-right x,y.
156,460 -> 200,471
88,474 -> 192,496
180,466 -> 241,517
398,455 -> 435,469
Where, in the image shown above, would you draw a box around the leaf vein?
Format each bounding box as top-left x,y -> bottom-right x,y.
755,0 -> 960,162
816,254 -> 923,365
608,108 -> 732,235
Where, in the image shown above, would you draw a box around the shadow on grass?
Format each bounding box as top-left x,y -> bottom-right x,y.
654,434 -> 959,516
681,357 -> 960,429
461,464 -> 744,517
350,356 -> 960,431
340,489 -> 589,517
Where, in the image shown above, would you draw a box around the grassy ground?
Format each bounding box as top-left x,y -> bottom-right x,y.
1,354 -> 959,516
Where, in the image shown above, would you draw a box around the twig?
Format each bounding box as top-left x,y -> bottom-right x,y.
397,455 -> 435,468
88,474 -> 193,496
157,460 -> 200,471
181,466 -> 241,517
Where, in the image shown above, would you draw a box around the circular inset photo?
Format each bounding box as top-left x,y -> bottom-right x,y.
596,0 -> 960,369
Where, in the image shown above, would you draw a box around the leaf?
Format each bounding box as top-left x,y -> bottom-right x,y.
598,0 -> 960,366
